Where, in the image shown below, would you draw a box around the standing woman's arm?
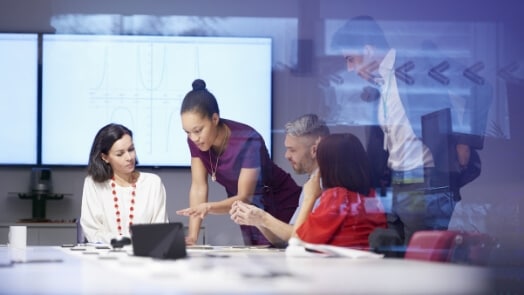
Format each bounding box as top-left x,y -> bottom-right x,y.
176,157 -> 209,245
232,167 -> 260,204
202,167 -> 260,214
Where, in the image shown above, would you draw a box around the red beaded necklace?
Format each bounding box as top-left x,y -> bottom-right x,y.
111,176 -> 136,236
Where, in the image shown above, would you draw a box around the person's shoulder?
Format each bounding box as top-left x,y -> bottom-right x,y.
324,186 -> 344,193
223,118 -> 253,130
83,175 -> 96,184
223,118 -> 262,139
137,172 -> 163,184
324,186 -> 354,197
138,171 -> 160,180
83,175 -> 109,190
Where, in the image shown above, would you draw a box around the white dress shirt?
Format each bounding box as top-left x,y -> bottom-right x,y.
377,49 -> 434,171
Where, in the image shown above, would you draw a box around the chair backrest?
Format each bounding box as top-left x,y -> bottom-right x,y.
405,230 -> 496,265
405,230 -> 459,262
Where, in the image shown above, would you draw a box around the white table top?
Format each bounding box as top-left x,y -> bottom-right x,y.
0,222 -> 75,228
0,245 -> 493,294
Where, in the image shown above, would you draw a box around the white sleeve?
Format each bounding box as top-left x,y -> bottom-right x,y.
80,177 -> 113,244
148,173 -> 169,223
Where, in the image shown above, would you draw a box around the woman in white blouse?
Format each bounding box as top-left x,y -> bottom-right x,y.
80,123 -> 168,244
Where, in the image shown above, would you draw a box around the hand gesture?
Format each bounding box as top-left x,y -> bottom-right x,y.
184,235 -> 197,246
230,200 -> 265,226
176,203 -> 211,219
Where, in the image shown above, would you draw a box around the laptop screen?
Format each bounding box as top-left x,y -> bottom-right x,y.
130,222 -> 187,260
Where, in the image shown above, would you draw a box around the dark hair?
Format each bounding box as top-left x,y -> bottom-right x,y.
87,123 -> 134,182
317,133 -> 372,195
331,15 -> 390,53
180,79 -> 220,119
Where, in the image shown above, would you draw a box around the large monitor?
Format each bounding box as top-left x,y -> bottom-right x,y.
0,33 -> 38,165
41,34 -> 272,166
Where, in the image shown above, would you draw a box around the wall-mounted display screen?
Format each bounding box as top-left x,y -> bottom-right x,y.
41,34 -> 272,166
0,33 -> 38,165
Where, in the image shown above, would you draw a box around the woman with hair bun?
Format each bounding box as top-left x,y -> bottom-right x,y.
176,79 -> 301,246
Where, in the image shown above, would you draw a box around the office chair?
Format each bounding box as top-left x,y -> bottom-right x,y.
404,230 -> 496,265
404,230 -> 458,262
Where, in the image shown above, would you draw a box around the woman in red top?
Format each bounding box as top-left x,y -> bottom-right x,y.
293,133 -> 387,248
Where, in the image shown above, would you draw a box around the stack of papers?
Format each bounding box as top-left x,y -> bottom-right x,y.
285,237 -> 384,258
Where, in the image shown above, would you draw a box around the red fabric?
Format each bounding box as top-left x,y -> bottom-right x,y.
296,187 -> 387,248
405,230 -> 459,261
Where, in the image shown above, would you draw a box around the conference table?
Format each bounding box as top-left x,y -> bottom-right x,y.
0,244 -> 494,294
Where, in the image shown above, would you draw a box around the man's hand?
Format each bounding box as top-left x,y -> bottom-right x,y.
456,144 -> 471,168
230,200 -> 266,227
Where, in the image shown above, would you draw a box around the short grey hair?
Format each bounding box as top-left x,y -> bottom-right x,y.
285,114 -> 330,137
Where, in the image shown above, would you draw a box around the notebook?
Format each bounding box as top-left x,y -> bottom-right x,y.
130,222 -> 187,260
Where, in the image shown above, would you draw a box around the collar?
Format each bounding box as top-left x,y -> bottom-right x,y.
378,48 -> 396,78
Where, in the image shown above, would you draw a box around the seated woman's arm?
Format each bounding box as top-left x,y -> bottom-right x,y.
80,177 -> 113,244
292,171 -> 322,236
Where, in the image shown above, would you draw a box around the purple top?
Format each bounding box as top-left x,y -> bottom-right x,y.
188,119 -> 301,223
